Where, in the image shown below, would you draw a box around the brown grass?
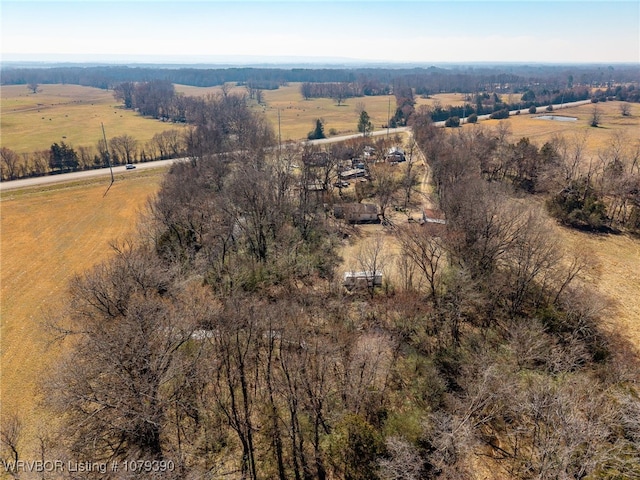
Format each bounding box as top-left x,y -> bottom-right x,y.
259,84 -> 395,141
1,84 -> 186,154
475,100 -> 640,151
414,92 -> 467,108
0,169 -> 165,447
175,83 -> 467,142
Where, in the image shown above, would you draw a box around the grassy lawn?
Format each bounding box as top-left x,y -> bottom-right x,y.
1,84 -> 186,154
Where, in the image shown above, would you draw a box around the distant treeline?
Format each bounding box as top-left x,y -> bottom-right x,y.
2,63 -> 640,93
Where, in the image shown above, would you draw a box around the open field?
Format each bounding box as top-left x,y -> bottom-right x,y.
1,85 -> 639,463
414,91 -> 467,109
176,83 -> 470,142
0,169 -> 165,448
1,84 -> 186,154
476,100 -> 640,151
176,82 -> 396,140
260,84 -> 396,141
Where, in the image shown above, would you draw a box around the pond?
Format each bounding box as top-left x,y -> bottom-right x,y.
534,115 -> 578,122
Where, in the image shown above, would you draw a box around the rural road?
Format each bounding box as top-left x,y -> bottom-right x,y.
0,100 -> 591,192
0,128 -> 410,192
0,159 -> 179,192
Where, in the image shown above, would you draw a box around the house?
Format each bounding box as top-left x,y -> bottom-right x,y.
343,271 -> 383,289
363,146 -> 376,160
334,203 -> 379,223
385,147 -> 406,163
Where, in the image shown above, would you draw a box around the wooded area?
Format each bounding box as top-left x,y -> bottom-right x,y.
3,88 -> 638,479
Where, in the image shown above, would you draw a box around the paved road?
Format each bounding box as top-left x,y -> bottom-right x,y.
0,159 -> 182,192
0,129 -> 410,192
0,100 -> 591,192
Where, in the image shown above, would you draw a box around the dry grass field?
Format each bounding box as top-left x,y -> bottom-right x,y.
176,82 -> 397,140
1,84 -> 639,462
1,84 -> 186,154
414,91 -> 467,109
478,100 -> 640,151
176,83 -> 468,142
1,170 -> 164,448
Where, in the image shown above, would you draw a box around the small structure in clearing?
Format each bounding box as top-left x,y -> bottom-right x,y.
334,203 -> 379,224
340,168 -> 367,181
343,271 -> 383,289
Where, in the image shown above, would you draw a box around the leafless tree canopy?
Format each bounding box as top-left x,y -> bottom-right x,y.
37,93 -> 640,480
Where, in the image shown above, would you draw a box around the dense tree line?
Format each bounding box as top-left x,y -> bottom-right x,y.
3,91 -> 639,479
301,80 -> 390,101
3,63 -> 639,94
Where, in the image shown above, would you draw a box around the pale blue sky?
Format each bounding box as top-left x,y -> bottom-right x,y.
1,1 -> 638,63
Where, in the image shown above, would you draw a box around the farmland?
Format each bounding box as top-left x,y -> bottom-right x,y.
0,84 -> 186,154
1,170 -> 165,447
1,84 -> 639,471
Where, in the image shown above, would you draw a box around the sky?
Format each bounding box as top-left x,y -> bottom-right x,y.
1,0 -> 639,64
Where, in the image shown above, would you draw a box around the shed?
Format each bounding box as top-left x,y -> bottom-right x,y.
422,208 -> 447,224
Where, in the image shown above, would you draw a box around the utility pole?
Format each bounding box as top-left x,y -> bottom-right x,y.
101,123 -> 114,196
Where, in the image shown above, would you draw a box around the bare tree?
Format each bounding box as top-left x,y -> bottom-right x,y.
0,147 -> 21,181
353,234 -> 390,296
370,163 -> 401,223
0,413 -> 21,477
378,437 -> 423,480
501,207 -> 563,314
620,102 -> 631,116
401,158 -> 421,208
46,243 -> 203,464
109,134 -> 138,164
397,224 -> 445,302
590,104 -> 602,127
